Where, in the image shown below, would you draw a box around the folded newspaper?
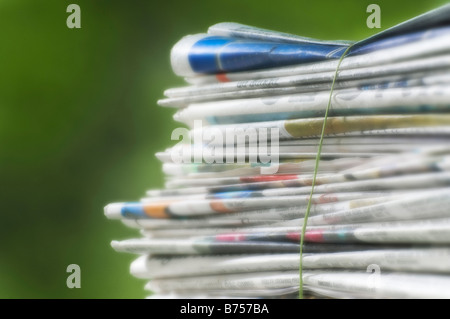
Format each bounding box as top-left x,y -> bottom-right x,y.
106,4 -> 450,299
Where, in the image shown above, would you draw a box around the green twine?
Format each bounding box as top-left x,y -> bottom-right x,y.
298,45 -> 354,299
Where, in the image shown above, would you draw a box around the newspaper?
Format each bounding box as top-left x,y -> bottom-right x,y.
191,114 -> 450,140
112,218 -> 450,256
149,172 -> 450,197
121,193 -> 418,230
131,248 -> 450,279
146,270 -> 450,298
161,72 -> 450,108
162,155 -> 450,188
174,85 -> 450,126
207,22 -> 353,46
106,187 -> 442,218
186,32 -> 450,85
162,55 -> 450,103
105,4 -> 450,299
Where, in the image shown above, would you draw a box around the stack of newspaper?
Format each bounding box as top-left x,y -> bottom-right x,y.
106,4 -> 450,299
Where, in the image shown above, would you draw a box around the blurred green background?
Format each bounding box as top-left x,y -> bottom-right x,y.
0,0 -> 447,298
